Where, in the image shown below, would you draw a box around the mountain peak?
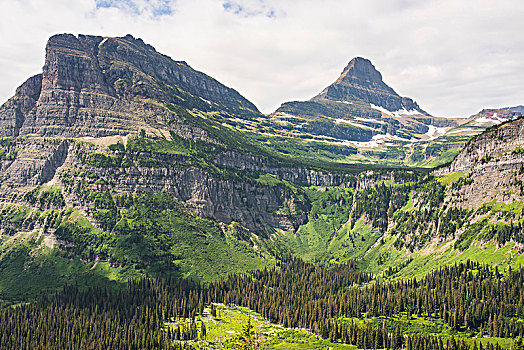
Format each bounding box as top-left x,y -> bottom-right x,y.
337,57 -> 383,83
0,33 -> 260,138
312,57 -> 425,114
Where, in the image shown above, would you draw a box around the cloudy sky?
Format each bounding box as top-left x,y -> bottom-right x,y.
0,0 -> 523,116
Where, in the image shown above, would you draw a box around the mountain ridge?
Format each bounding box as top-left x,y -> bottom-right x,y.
0,33 -> 260,139
0,33 -> 523,308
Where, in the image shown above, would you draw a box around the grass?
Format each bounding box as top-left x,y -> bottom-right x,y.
279,186 -> 355,263
357,231 -> 523,281
0,194 -> 274,301
0,230 -> 119,303
166,304 -> 357,349
437,171 -> 465,185
166,304 -> 513,349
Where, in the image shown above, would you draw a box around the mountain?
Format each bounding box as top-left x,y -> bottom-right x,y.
263,60 -> 524,167
0,33 -> 523,306
260,58 -> 473,167
0,34 -> 407,299
503,105 -> 524,114
1,33 -> 524,350
311,57 -> 425,113
272,57 -> 438,142
0,34 -> 259,139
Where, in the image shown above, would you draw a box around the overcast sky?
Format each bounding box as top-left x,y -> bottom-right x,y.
0,0 -> 523,117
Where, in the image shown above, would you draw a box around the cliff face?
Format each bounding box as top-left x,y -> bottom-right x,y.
436,117 -> 524,208
0,34 -> 260,138
445,117 -> 524,174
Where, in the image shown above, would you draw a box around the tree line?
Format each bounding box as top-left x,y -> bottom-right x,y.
0,258 -> 516,349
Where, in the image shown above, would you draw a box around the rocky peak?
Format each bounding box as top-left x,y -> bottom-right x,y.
312,57 -> 426,114
43,34 -> 109,94
0,33 -> 260,138
336,57 -> 389,89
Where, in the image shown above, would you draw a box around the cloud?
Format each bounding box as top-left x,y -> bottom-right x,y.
0,0 -> 523,116
95,0 -> 174,16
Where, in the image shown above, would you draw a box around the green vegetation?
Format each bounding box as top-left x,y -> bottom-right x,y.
437,171 -> 465,185
0,259 -> 513,349
167,304 -> 357,349
56,191 -> 271,282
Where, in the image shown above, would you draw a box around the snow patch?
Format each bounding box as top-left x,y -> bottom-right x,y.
447,128 -> 478,134
425,125 -> 450,141
355,116 -> 385,124
370,104 -> 421,118
200,97 -> 216,105
473,113 -> 507,126
370,104 -> 393,117
351,133 -> 411,148
393,108 -> 421,117
334,119 -> 372,129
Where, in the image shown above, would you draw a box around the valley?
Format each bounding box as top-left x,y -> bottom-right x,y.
0,33 -> 523,349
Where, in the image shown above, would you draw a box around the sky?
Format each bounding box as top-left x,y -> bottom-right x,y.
0,0 -> 523,117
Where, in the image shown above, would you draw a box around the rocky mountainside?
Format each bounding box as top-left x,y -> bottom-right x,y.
503,105 -> 524,114
1,33 -> 523,302
311,57 -> 425,113
437,116 -> 524,206
0,34 -> 343,234
0,34 -> 259,138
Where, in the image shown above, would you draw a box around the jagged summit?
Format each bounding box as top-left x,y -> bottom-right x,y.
0,33 -> 260,138
312,57 -> 425,113
335,57 -> 388,87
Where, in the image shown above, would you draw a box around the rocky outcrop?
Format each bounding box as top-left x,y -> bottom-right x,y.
0,74 -> 42,137
38,140 -> 69,184
55,142 -> 309,233
435,117 -> 524,209
312,57 -> 426,113
442,117 -> 524,174
0,138 -> 69,190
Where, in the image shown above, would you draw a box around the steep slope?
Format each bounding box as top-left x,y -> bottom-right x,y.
333,116 -> 524,277
311,57 -> 424,113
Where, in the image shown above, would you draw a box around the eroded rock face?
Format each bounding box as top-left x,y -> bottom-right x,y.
444,118 -> 524,174
0,74 -> 42,137
60,149 -> 309,233
0,34 -> 260,138
213,151 -> 353,187
436,117 -> 524,209
312,57 -> 425,113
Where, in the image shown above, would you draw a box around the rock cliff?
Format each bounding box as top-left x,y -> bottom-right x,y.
436,116 -> 524,208
0,34 -> 260,138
